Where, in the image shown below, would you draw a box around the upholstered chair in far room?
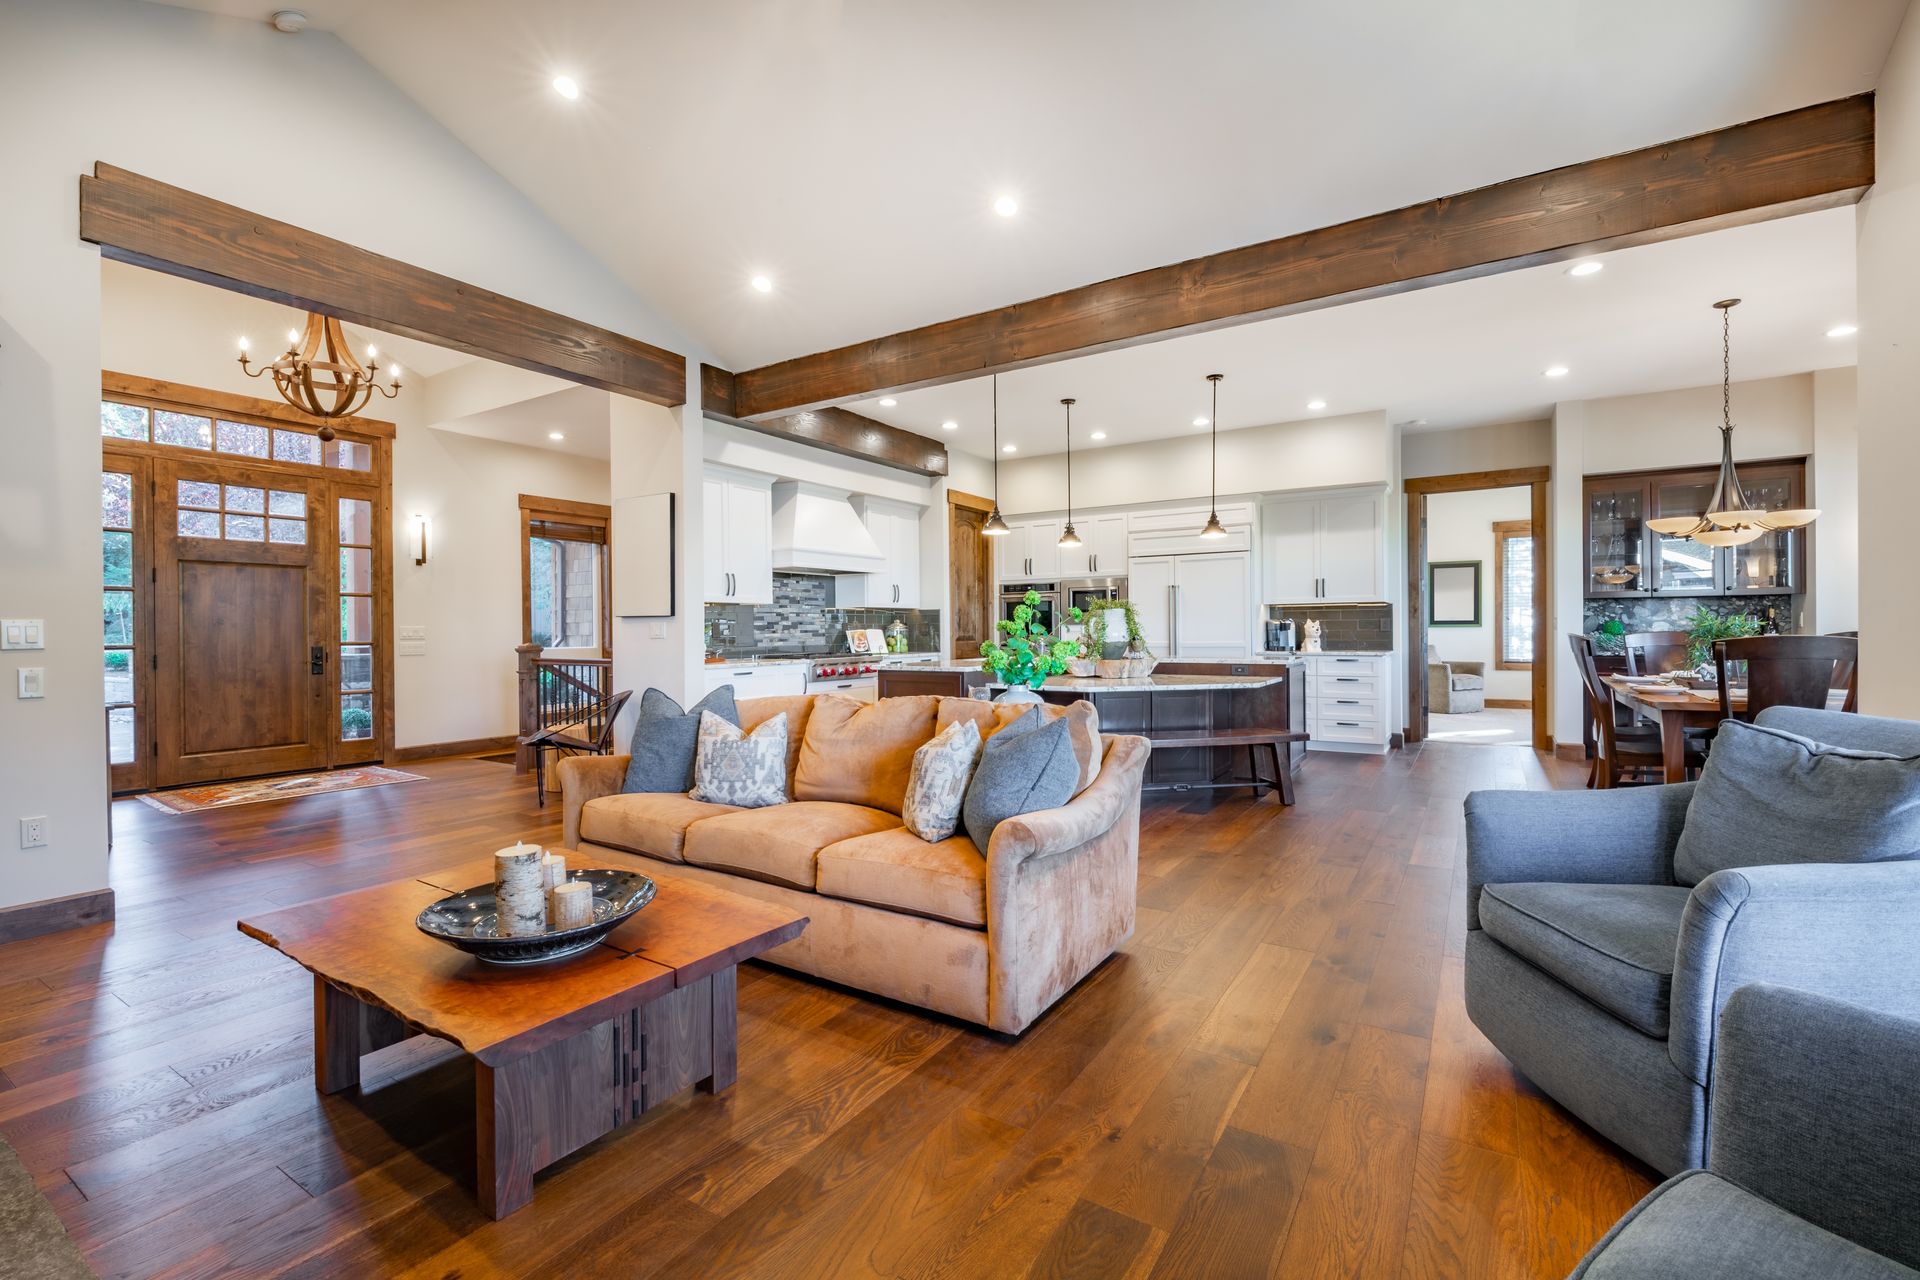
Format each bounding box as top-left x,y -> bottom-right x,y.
1570,986 -> 1920,1279
1428,645 -> 1486,714
1463,705 -> 1920,1177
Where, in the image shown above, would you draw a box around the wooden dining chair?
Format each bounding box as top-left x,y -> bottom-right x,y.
1569,633 -> 1668,788
1714,636 -> 1858,723
1623,630 -> 1690,677
1828,632 -> 1861,712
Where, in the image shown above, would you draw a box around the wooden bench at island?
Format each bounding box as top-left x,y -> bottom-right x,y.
1142,725 -> 1309,804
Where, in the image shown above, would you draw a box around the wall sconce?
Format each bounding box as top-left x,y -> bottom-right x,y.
412,514 -> 431,566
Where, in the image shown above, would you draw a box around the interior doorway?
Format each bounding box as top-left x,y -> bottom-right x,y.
1404,467 -> 1551,751
101,375 -> 393,791
946,489 -> 996,659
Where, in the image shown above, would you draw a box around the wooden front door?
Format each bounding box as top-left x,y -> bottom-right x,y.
152,457 -> 330,785
948,495 -> 994,658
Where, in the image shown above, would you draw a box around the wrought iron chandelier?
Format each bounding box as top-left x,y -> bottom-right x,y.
1645,299 -> 1818,547
238,312 -> 402,441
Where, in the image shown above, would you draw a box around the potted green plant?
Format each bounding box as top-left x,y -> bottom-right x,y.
1684,606 -> 1764,670
1083,598 -> 1156,677
980,590 -> 1082,692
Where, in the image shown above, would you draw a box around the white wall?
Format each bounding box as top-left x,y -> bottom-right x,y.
1425,487 -> 1533,702
994,411 -> 1392,515
1575,374 -> 1814,472
1858,1 -> 1920,717
1810,367 -> 1860,634
0,0 -> 703,916
1402,420 -> 1551,479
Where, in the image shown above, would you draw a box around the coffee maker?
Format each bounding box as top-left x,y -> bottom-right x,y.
1264,618 -> 1297,653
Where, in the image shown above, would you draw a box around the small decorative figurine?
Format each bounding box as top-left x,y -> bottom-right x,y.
1302,619 -> 1323,653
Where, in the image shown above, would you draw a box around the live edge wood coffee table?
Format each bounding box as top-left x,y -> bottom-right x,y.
238,850 -> 806,1218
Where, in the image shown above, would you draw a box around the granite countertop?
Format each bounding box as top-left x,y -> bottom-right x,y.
1281,649 -> 1395,657
705,651 -> 944,667
970,672 -> 1289,692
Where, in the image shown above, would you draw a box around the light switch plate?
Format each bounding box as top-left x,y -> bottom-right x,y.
2,619 -> 45,650
17,667 -> 44,699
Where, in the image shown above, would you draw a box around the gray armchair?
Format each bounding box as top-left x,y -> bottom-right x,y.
1571,985 -> 1920,1278
1429,645 -> 1486,714
1464,705 -> 1920,1175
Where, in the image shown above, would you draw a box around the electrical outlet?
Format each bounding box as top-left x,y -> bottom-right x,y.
20,817 -> 47,849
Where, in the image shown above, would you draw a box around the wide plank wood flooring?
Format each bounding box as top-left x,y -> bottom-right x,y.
0,742 -> 1654,1278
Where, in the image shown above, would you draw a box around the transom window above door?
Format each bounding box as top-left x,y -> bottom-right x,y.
175,479 -> 308,544
102,398 -> 372,471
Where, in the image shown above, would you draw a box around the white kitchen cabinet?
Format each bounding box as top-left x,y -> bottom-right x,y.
838,498 -> 924,608
1056,513 -> 1128,578
993,522 -> 1029,583
996,518 -> 1064,582
1131,552 -> 1252,657
703,662 -> 805,698
703,467 -> 774,604
1260,489 -> 1385,604
1302,653 -> 1391,754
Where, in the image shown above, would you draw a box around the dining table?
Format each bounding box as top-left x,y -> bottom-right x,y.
1601,674 -> 1846,783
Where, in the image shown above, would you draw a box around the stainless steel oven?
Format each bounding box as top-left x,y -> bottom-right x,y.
1065,577 -> 1128,616
1000,583 -> 1059,633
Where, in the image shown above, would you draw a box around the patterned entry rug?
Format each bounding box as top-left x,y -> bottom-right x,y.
0,1131 -> 93,1278
135,766 -> 428,815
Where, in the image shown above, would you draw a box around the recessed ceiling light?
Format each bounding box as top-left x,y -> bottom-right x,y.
749,274 -> 773,293
878,397 -> 897,407
552,75 -> 580,100
941,420 -> 958,432
1826,323 -> 1858,338
993,195 -> 1018,217
1566,260 -> 1603,277
548,431 -> 565,441
1192,416 -> 1209,427
1002,444 -> 1017,453
1089,431 -> 1107,441
1544,365 -> 1570,378
1306,399 -> 1327,411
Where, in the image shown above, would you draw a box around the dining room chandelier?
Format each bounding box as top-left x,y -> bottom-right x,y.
238,311 -> 402,441
1645,299 -> 1818,548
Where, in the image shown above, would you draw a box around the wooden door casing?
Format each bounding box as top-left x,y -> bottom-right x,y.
947,495 -> 993,659
152,457 -> 331,785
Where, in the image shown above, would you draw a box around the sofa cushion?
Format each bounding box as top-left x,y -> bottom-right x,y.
1674,719 -> 1920,887
962,709 -> 1080,852
935,698 -> 1102,796
622,686 -> 738,793
740,694 -> 814,792
1478,882 -> 1691,1037
1451,673 -> 1485,691
579,791 -> 741,862
1572,1169 -> 1918,1280
682,801 -> 899,890
902,719 -> 983,843
816,826 -> 987,927
793,694 -> 940,814
690,710 -> 788,808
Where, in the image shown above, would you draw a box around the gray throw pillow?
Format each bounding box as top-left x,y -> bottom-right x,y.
962,708 -> 1078,851
621,686 -> 738,793
1673,719 -> 1920,886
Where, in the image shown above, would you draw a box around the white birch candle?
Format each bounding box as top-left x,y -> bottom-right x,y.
550,879 -> 593,930
542,852 -> 567,893
493,842 -> 548,937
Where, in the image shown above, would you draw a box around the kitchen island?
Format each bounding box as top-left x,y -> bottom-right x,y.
882,662 -> 1308,793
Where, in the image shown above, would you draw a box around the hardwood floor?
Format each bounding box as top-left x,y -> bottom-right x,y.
0,743 -> 1654,1278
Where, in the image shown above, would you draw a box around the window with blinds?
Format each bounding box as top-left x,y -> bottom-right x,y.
1494,520 -> 1534,669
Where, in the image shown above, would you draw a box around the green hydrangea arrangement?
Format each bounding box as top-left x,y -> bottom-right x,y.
980,590 -> 1082,690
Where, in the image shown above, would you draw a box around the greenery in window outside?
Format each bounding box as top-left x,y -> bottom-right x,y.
341,706 -> 374,738
102,591 -> 133,645
103,531 -> 132,587
528,536 -> 559,647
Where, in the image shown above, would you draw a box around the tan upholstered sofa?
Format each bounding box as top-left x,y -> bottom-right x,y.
559,693 -> 1149,1035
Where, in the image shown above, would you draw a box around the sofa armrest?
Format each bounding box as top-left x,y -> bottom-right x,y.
559,754 -> 630,848
983,734 -> 1149,1034
1462,784 -> 1690,930
1709,985 -> 1920,1271
1667,862 -> 1920,1086
1450,660 -> 1486,676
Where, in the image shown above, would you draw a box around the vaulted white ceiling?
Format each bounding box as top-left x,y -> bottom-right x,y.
148,0 -> 1902,375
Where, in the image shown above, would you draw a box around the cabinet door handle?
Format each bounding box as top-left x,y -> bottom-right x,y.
732,670 -> 755,677
1170,584 -> 1179,655
1336,698 -> 1359,705
1335,677 -> 1360,683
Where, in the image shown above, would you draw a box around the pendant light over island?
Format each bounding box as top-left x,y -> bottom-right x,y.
982,373 -> 1011,536
1199,373 -> 1228,539
1057,397 -> 1082,548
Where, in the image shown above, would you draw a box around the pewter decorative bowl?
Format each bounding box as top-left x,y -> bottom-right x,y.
415,869 -> 656,966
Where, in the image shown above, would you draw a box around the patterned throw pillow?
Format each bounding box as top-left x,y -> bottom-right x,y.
902,719 -> 983,843
690,710 -> 788,808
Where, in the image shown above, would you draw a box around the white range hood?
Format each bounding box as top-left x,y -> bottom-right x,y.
770,481 -> 885,573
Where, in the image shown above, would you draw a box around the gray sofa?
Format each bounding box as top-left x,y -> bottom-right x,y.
1571,985 -> 1920,1279
1464,705 -> 1920,1175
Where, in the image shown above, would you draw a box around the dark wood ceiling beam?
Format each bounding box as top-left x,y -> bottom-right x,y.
731,95 -> 1873,418
80,164 -> 687,406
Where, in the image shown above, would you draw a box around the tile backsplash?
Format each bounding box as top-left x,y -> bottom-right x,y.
1267,602 -> 1395,652
1582,594 -> 1798,654
705,572 -> 941,656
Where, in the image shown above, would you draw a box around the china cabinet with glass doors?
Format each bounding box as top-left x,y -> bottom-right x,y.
1582,460 -> 1807,599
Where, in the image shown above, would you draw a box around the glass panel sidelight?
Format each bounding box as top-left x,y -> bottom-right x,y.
103,648 -> 133,706
337,497 -> 373,546
153,411 -> 213,450
101,473 -> 133,527
101,401 -> 148,441
340,596 -> 373,644
216,420 -> 270,458
340,645 -> 373,692
102,531 -> 133,587
102,590 -> 133,645
273,430 -> 321,465
341,694 -> 374,741
339,547 -> 372,594
107,706 -> 135,766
